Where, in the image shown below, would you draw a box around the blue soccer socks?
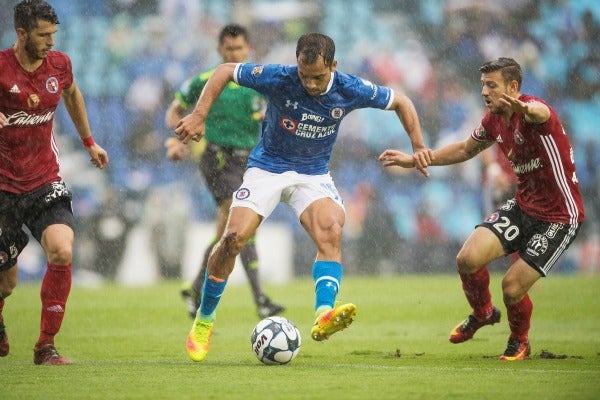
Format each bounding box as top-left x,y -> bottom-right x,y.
312,260 -> 342,313
198,274 -> 227,322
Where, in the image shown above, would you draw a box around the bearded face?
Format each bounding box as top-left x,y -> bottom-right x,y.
21,19 -> 56,61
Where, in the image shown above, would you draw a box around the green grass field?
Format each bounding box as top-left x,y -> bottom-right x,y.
1,273 -> 599,399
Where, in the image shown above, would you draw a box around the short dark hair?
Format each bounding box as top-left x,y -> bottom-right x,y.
296,33 -> 335,67
479,57 -> 522,89
14,0 -> 59,32
218,24 -> 249,45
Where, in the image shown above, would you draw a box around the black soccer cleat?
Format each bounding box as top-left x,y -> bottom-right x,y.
449,307 -> 501,343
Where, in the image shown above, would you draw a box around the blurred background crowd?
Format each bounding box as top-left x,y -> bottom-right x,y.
2,0 -> 598,282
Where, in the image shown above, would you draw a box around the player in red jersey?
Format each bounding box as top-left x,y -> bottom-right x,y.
379,57 -> 584,361
0,0 -> 108,365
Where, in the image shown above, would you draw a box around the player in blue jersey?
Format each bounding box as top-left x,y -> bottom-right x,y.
175,32 -> 433,362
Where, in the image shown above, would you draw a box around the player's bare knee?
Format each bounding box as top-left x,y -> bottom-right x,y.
0,276 -> 15,298
46,244 -> 73,265
0,287 -> 13,299
329,220 -> 343,236
502,291 -> 523,306
315,221 -> 343,246
501,278 -> 525,305
456,248 -> 478,273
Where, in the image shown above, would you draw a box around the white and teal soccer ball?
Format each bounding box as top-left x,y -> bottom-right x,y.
250,316 -> 301,365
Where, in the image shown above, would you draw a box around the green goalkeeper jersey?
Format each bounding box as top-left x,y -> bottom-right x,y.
175,67 -> 264,149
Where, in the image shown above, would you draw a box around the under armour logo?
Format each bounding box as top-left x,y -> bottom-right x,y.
285,100 -> 298,109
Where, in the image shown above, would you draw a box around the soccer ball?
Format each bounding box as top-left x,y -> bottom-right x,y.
250,316 -> 301,365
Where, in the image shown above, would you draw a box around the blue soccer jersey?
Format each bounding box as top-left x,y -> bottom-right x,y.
234,63 -> 394,175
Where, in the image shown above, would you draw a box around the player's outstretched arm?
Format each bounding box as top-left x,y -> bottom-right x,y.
431,137 -> 492,166
500,94 -> 550,124
175,63 -> 237,144
379,137 -> 493,175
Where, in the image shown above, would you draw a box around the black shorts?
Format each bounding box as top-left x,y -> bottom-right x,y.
199,143 -> 250,204
478,199 -> 581,276
0,181 -> 74,271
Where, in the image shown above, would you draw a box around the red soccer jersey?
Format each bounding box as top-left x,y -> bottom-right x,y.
472,94 -> 584,224
0,48 -> 73,193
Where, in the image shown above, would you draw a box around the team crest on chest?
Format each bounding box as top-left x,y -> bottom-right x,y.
46,77 -> 59,93
330,107 -> 344,119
